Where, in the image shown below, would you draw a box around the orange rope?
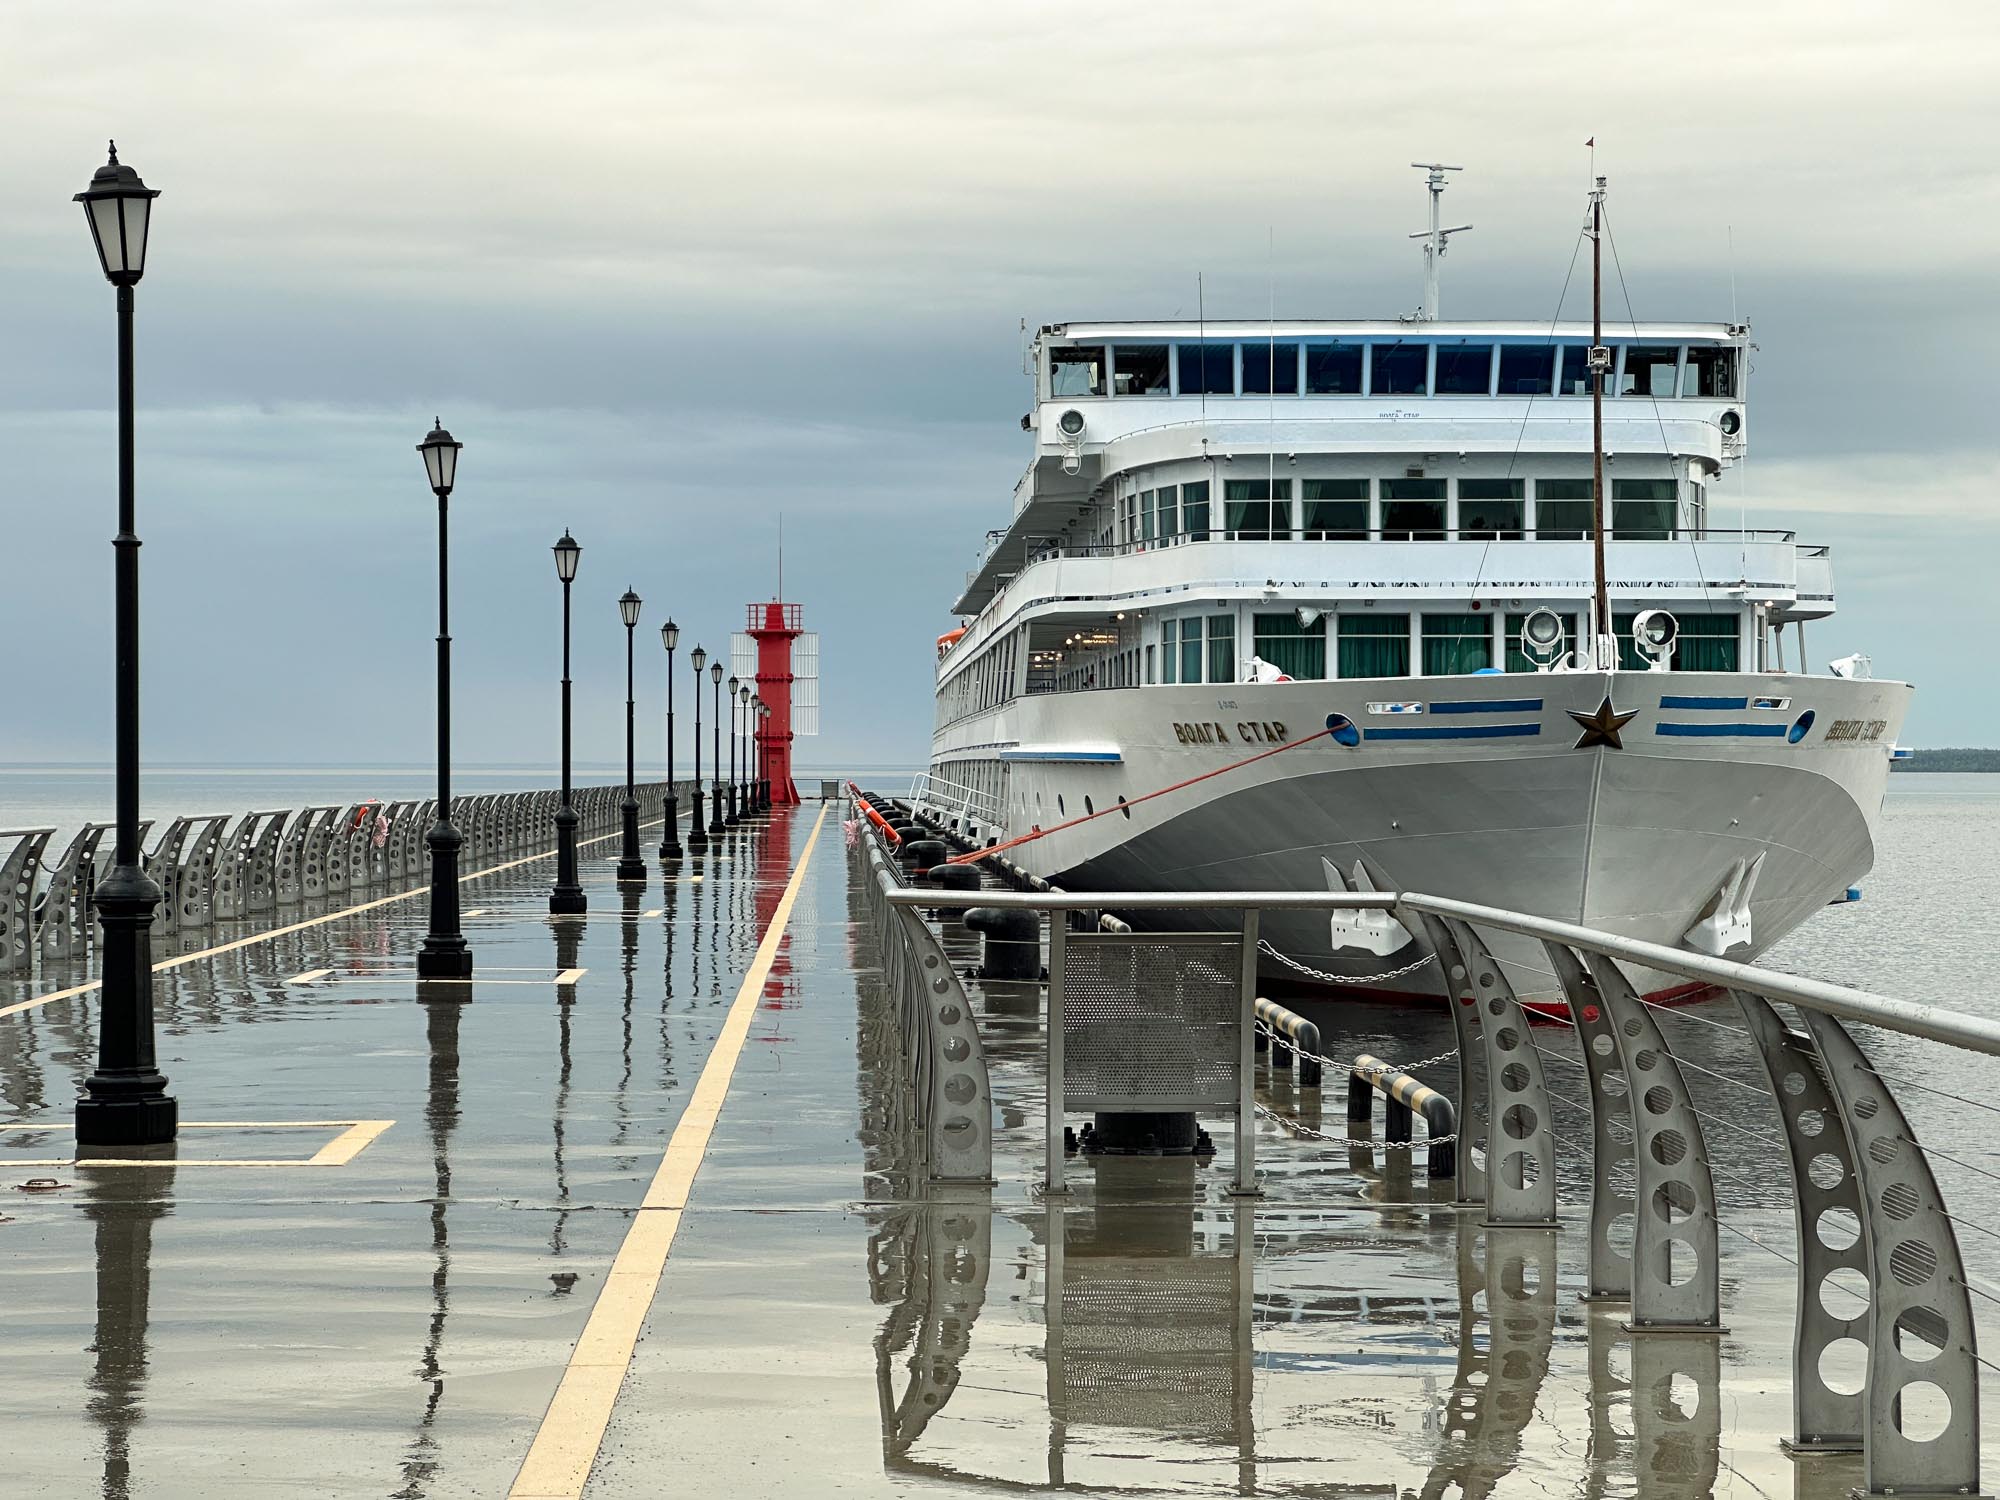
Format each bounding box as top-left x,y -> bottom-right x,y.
948,728 -> 1331,866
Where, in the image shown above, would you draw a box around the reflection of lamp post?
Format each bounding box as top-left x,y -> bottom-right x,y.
725,676 -> 741,825
739,684 -> 753,817
549,533 -> 586,915
709,662 -> 726,835
658,620 -> 683,862
73,143 -> 176,1147
748,693 -> 761,813
416,418 -> 472,981
616,589 -> 646,886
687,645 -> 709,852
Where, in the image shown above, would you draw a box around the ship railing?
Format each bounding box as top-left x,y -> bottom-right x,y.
0,780 -> 687,977
851,815 -> 1995,1492
1012,526 -> 1798,559
904,771 -> 1002,840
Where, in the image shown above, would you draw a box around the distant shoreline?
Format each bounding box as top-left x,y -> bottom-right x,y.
1894,749 -> 2000,773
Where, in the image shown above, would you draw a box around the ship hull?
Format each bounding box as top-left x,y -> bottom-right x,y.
925,671 -> 1910,1008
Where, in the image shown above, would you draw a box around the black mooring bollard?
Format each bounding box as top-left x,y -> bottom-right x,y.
900,839 -> 948,877
963,906 -> 1040,980
924,862 -> 981,908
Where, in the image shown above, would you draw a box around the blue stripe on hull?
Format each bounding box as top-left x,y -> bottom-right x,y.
1363,723 -> 1543,742
1654,722 -> 1787,738
1659,694 -> 1750,710
1428,698 -> 1545,715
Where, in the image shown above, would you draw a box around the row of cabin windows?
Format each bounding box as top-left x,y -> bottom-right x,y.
937,629 -> 1020,726
1049,341 -> 1739,401
1159,610 -> 1739,682
1119,477 -> 1686,545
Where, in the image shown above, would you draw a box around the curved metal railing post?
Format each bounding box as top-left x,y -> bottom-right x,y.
1442,917 -> 1556,1229
1581,952 -> 1722,1334
0,828 -> 54,974
1545,943 -> 1636,1302
1801,1008 -> 1983,1493
1408,909 -> 1486,1208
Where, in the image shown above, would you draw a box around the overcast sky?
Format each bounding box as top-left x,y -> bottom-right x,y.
3,1 -> 1996,770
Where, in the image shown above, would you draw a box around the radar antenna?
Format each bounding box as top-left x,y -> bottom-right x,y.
1408,163 -> 1472,320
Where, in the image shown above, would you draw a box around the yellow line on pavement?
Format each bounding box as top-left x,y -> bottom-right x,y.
507,804 -> 827,1500
0,821 -> 660,1022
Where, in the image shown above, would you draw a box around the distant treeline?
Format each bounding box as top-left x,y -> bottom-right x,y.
1894,748 -> 2000,772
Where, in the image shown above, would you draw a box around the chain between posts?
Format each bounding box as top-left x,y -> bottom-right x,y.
1254,1020 -> 1460,1081
1257,939 -> 1436,986
1255,1100 -> 1457,1150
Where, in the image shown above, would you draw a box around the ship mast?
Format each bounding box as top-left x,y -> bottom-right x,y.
1588,175 -> 1611,668
1408,164 -> 1471,320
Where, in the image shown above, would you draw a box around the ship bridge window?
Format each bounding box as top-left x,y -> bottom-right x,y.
1558,344 -> 1595,395
1458,478 -> 1525,539
1498,345 -> 1556,395
1612,479 -> 1678,539
1372,342 -> 1429,395
1380,478 -> 1446,539
1113,345 -> 1170,396
1207,614 -> 1235,683
1253,612 -> 1327,680
1434,344 -> 1494,395
1533,478 -> 1595,539
1177,342 -> 1234,395
1423,614 -> 1494,675
1682,345 -> 1739,399
1620,345 -> 1681,397
1153,484 -> 1179,541
1242,341 -> 1300,395
1049,345 -> 1105,397
1337,613 -> 1410,679
1181,480 -> 1211,539
1225,478 -> 1290,539
1303,479 -> 1369,539
1305,341 -> 1365,394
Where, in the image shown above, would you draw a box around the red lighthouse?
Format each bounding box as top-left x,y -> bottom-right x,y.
740,602 -> 816,807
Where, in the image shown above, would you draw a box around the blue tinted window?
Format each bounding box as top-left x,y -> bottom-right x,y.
1498,345 -> 1556,395
1434,344 -> 1493,394
1372,343 -> 1428,395
1558,344 -> 1595,395
1242,342 -> 1299,394
1304,342 -> 1364,393
1176,343 -> 1234,395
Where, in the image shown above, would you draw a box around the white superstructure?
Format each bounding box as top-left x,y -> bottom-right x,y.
919,176 -> 1909,1006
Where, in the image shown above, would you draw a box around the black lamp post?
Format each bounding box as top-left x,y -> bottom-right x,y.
725,675 -> 741,825
658,619 -> 682,862
549,532 -> 586,915
415,419 -> 472,980
687,645 -> 709,852
616,589 -> 646,885
738,684 -> 753,817
708,662 -> 726,835
73,142 -> 176,1148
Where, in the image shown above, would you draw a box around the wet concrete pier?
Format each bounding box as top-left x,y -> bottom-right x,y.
0,799 -> 1993,1496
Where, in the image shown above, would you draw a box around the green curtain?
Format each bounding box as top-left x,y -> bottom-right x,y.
1422,614 -> 1493,675
1337,615 -> 1410,679
1674,615 -> 1740,671
1252,614 -> 1326,679
1206,616 -> 1235,683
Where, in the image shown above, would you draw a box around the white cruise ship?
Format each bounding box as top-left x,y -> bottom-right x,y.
916,173 -> 1911,1007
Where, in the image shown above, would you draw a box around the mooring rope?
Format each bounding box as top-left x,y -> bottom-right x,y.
946,727 -> 1332,865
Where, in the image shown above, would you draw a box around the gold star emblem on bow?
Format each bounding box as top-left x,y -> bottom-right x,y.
1567,695 -> 1638,750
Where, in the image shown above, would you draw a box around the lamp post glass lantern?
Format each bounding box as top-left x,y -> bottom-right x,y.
549,532 -> 587,914
616,590 -> 646,884
415,419 -> 472,979
658,618 -> 682,861
688,645 -> 709,850
74,142 -> 176,1148
709,662 -> 726,834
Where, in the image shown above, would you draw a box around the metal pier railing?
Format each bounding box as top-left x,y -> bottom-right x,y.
848,793 -> 1996,1497
0,781 -> 686,975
